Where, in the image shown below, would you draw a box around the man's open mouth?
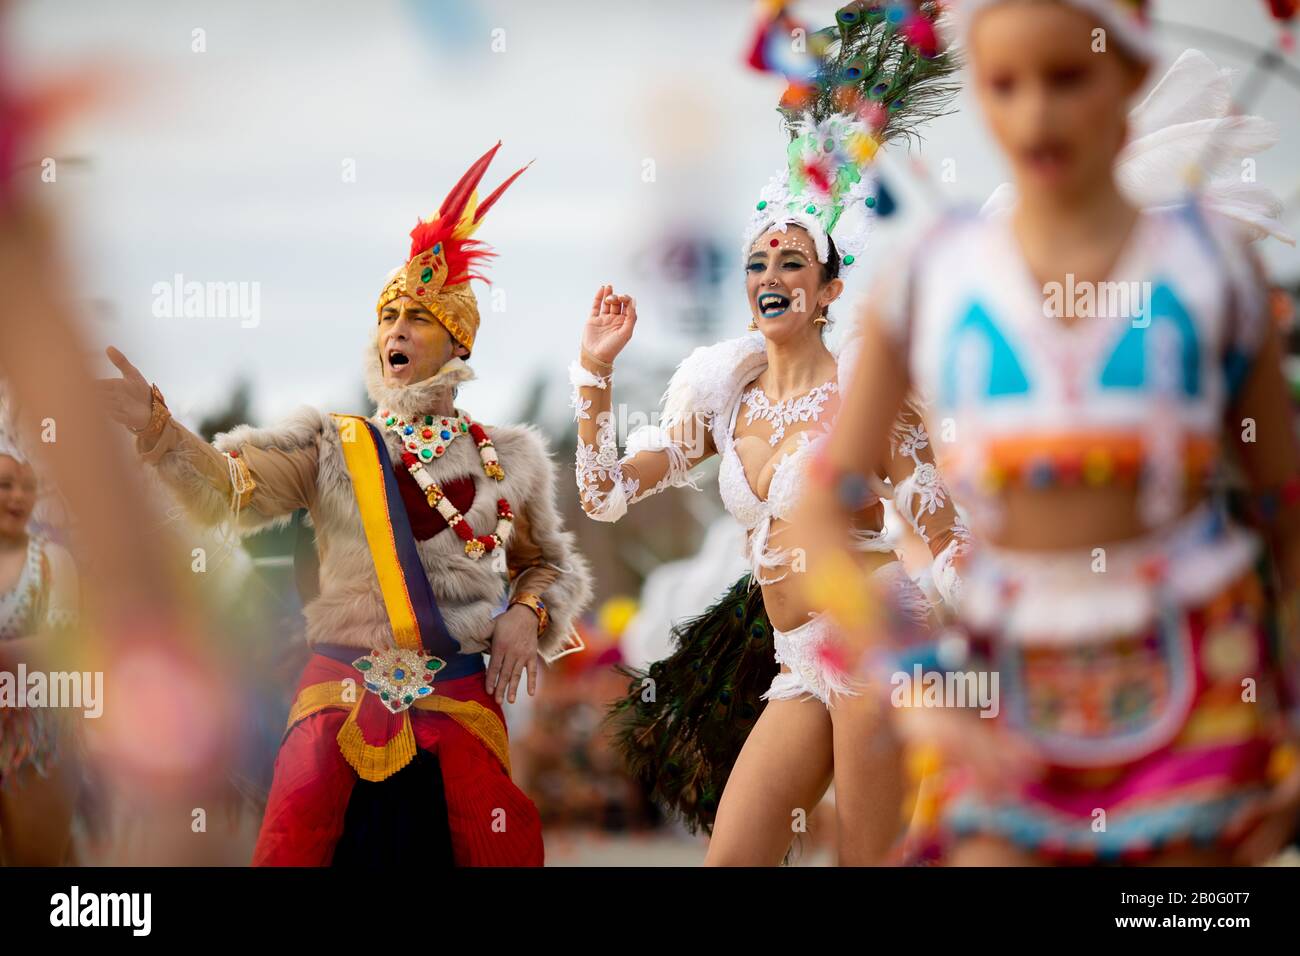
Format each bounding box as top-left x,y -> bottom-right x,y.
387,349 -> 410,369
757,292 -> 790,318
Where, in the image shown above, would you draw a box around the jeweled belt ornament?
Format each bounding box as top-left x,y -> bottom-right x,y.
353,647 -> 446,714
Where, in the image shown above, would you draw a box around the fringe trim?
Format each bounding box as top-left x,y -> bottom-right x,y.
284,680 -> 353,729
625,426 -> 703,495
765,614 -> 869,707
336,699 -> 418,783
285,680 -> 512,783
761,668 -> 866,707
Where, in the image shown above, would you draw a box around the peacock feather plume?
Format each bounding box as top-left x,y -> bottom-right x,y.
606,575 -> 777,835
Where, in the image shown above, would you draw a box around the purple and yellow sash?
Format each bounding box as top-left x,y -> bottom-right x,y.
283,414 -> 507,782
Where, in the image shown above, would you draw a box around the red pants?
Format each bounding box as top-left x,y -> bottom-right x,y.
253,658 -> 544,866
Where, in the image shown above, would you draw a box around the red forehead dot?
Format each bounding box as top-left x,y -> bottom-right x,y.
769,238 -> 779,247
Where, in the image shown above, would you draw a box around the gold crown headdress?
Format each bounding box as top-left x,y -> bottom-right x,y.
376,142 -> 529,354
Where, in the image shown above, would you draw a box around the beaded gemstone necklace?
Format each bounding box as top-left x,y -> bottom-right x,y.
379,410 -> 513,559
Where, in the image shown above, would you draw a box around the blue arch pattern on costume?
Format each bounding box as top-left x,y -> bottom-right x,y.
1097,281 -> 1200,396
940,301 -> 1031,407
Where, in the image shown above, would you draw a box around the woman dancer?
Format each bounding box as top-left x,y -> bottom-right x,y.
811,0 -> 1300,865
573,4 -> 967,864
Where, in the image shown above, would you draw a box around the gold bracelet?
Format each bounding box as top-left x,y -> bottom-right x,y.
509,593 -> 549,637
129,383 -> 171,439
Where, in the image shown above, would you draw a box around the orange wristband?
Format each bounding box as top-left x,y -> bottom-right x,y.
510,593 -> 549,636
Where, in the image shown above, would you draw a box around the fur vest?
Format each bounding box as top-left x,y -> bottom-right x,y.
150,351 -> 591,658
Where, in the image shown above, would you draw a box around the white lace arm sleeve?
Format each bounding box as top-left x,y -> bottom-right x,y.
885,398 -> 970,609
571,361 -> 704,523
889,410 -> 946,546
929,532 -> 969,609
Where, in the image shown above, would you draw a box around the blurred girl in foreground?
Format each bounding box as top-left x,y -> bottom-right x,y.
809,0 -> 1300,865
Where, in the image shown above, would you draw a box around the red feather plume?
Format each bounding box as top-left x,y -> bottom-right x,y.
406,143 -> 530,287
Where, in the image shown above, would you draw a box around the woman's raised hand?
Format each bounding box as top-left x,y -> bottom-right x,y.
581,284 -> 637,366
95,346 -> 155,432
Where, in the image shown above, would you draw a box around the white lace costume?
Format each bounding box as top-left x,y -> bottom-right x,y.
573,332 -> 967,705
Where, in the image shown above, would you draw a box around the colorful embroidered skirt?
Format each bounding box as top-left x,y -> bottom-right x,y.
0,705 -> 67,786
924,566 -> 1287,862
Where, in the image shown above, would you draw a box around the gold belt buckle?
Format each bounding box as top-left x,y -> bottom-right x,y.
353,647 -> 446,713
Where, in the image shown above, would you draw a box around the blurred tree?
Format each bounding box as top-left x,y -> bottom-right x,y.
196,378 -> 253,442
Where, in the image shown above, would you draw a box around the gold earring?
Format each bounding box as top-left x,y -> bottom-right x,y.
748,318 -> 759,331
813,309 -> 828,326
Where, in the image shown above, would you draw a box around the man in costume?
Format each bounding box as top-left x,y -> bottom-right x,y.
98,143 -> 592,866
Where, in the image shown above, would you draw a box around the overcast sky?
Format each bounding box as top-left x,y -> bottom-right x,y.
16,0 -> 1300,429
